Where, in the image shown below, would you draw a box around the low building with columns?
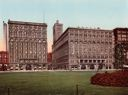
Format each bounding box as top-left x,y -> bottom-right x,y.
7,20 -> 47,70
52,27 -> 114,70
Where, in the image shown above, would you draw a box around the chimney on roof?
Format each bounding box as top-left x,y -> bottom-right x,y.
56,20 -> 59,23
97,27 -> 100,29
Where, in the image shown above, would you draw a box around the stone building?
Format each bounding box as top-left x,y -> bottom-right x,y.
52,26 -> 114,70
8,20 -> 47,70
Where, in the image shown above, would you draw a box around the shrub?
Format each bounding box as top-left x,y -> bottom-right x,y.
91,70 -> 128,87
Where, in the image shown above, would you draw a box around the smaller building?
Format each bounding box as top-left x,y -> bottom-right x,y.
0,51 -> 9,71
113,28 -> 128,68
114,28 -> 128,44
48,53 -> 52,64
47,52 -> 52,69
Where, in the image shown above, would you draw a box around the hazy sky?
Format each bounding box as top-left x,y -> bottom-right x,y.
0,0 -> 128,52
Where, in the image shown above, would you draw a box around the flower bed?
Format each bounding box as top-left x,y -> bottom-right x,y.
91,70 -> 128,87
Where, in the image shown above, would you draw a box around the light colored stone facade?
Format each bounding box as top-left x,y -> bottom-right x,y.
52,27 -> 114,70
8,20 -> 47,70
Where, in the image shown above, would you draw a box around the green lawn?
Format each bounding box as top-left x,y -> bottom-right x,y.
0,71 -> 128,95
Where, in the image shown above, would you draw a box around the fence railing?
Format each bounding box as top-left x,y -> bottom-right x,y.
0,84 -> 87,95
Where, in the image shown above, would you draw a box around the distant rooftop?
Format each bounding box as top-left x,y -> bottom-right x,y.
65,27 -> 112,32
113,28 -> 128,31
8,20 -> 47,26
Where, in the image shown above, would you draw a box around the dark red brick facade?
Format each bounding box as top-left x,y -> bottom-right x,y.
0,51 -> 9,64
113,28 -> 128,68
0,51 -> 9,71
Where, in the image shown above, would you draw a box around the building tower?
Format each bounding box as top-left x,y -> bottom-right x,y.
53,20 -> 63,43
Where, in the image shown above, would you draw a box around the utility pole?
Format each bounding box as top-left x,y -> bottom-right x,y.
8,88 -> 10,95
76,84 -> 79,95
3,21 -> 8,52
43,12 -> 45,23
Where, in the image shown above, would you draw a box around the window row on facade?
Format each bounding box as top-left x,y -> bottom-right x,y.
9,25 -> 46,31
9,31 -> 46,38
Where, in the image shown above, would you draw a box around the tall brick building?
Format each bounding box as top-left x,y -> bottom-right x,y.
7,20 -> 47,70
52,25 -> 114,70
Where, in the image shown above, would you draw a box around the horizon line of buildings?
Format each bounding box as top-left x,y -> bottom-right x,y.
0,19 -> 128,70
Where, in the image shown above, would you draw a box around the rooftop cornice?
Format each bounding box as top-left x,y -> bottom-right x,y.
8,20 -> 47,27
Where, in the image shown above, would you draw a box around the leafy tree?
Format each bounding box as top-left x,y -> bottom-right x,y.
114,43 -> 128,69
